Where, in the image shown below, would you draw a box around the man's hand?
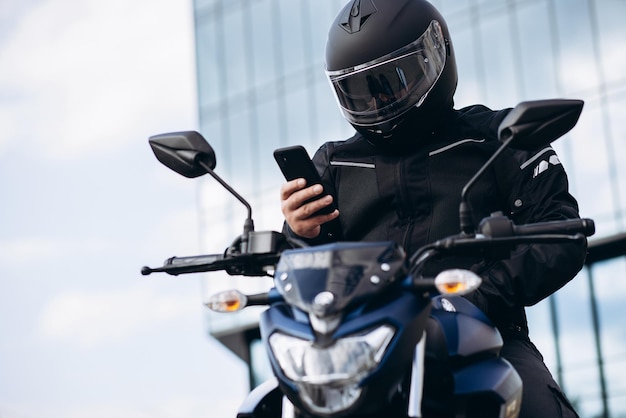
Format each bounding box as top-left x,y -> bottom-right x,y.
280,178 -> 339,239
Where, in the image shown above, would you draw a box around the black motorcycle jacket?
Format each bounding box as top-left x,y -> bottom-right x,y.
284,105 -> 587,336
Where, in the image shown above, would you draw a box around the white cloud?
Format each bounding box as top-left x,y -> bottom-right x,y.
0,396 -> 243,418
0,0 -> 197,160
0,106 -> 18,154
0,236 -> 108,264
40,282 -> 202,347
148,205 -> 201,252
0,202 -> 200,266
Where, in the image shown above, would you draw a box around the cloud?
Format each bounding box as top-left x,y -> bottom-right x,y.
0,236 -> 109,264
0,201 -> 200,267
0,0 -> 197,160
0,396 -> 243,418
32,204 -> 206,348
40,282 -> 202,347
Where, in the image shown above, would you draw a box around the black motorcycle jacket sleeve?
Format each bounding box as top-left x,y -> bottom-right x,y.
466,143 -> 588,317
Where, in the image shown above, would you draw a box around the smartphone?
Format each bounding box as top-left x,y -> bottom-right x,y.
273,145 -> 337,215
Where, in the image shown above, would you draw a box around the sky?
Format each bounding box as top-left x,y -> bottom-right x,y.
0,0 -> 250,416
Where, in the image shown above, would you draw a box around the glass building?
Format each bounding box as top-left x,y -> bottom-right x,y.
192,1 -> 626,416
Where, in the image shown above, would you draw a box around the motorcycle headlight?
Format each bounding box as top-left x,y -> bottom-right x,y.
268,325 -> 395,414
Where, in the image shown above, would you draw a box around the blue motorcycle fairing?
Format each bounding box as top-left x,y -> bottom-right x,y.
426,295 -> 503,362
454,357 -> 523,402
432,295 -> 492,323
419,296 -> 519,416
259,289 -> 431,417
421,355 -> 523,417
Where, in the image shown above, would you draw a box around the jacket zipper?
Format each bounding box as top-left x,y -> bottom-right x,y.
396,157 -> 416,251
402,218 -> 416,252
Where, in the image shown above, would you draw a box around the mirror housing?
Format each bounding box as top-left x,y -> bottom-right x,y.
498,99 -> 584,150
148,131 -> 216,178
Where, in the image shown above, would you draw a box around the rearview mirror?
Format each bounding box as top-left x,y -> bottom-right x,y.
148,131 -> 216,178
460,98 -> 584,234
498,99 -> 584,150
148,130 -> 254,229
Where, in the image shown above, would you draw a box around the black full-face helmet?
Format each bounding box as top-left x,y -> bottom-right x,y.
325,0 -> 458,144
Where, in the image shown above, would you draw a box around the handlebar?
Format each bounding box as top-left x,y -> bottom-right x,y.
141,230 -> 289,277
141,252 -> 281,276
477,214 -> 595,238
142,217 -> 594,278
410,216 -> 594,268
512,218 -> 595,237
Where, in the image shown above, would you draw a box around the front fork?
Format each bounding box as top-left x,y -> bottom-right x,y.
408,332 -> 427,418
281,396 -> 296,418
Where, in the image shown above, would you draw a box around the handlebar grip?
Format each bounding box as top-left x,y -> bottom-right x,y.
513,218 -> 595,237
141,253 -> 224,275
165,254 -> 224,266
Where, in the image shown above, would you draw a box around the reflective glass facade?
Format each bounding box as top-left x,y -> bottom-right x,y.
192,1 -> 626,416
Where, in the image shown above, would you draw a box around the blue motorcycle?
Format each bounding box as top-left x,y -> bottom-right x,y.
142,99 -> 593,417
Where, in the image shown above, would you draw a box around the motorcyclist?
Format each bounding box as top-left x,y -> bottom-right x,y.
279,0 -> 586,416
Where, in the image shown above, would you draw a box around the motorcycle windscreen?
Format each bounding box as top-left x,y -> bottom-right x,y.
273,241 -> 407,316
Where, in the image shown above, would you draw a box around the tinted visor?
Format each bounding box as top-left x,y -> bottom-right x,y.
327,20 -> 446,127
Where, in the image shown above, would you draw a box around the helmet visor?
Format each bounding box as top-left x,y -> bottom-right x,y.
326,20 -> 447,127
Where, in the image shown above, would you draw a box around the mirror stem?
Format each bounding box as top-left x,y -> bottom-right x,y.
198,161 -> 255,251
459,136 -> 515,235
